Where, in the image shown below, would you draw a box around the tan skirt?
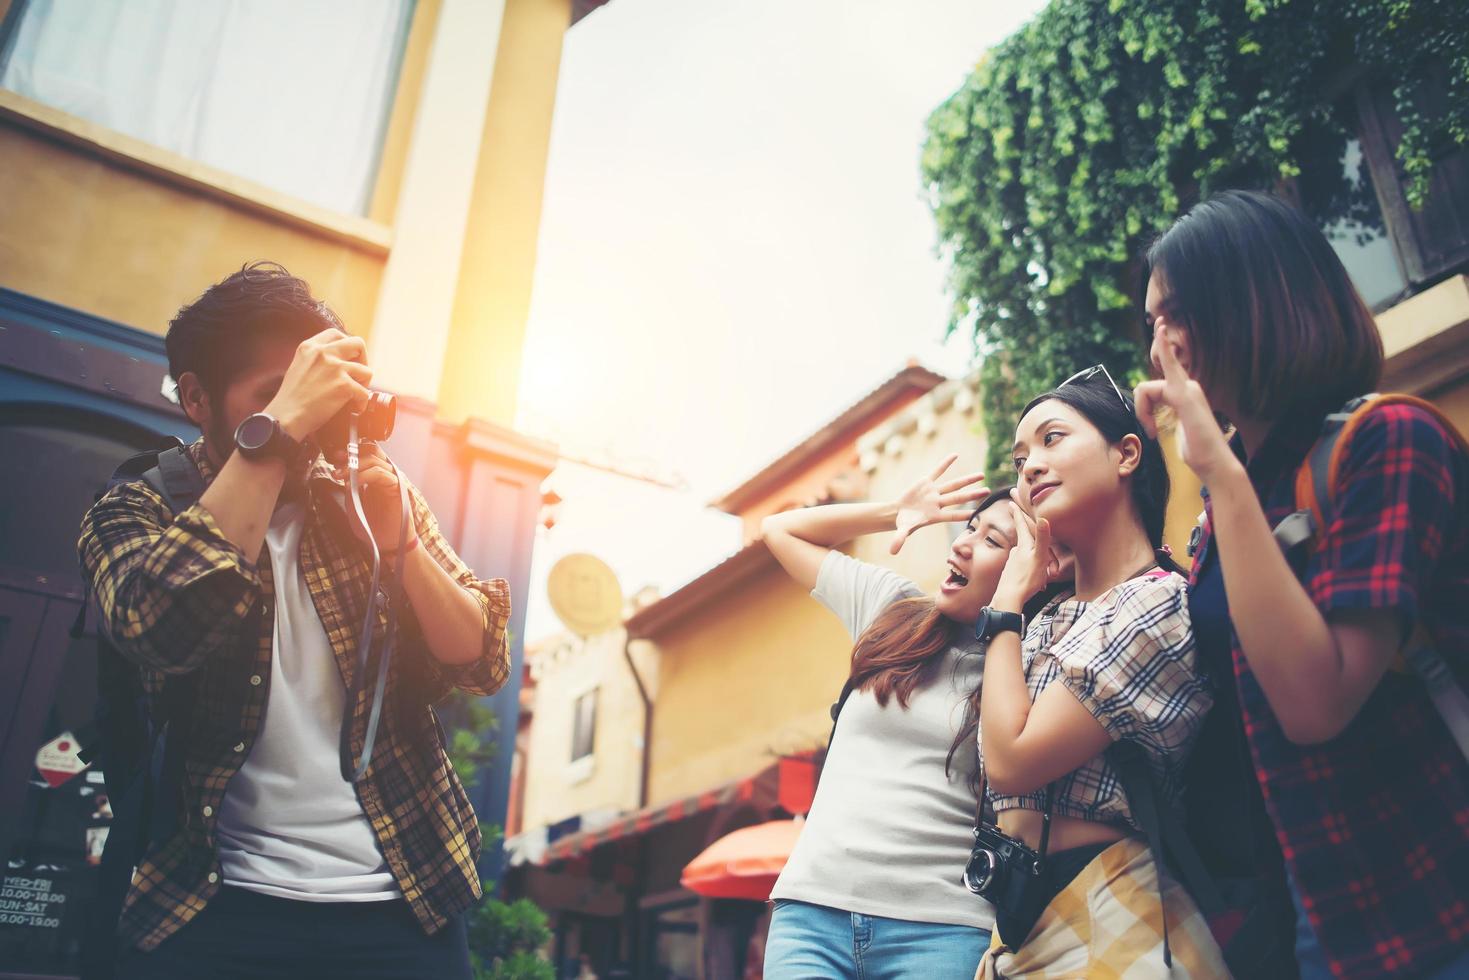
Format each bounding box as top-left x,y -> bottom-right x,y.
976,837 -> 1231,979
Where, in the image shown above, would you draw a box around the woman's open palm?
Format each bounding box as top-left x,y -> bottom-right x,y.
890,454 -> 988,554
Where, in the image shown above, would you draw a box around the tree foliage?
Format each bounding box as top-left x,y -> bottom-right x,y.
444,691 -> 555,980
921,0 -> 1469,470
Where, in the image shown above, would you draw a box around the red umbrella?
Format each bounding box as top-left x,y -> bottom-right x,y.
680,818 -> 805,901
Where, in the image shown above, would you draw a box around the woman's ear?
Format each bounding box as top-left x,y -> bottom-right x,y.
1116,433 -> 1143,478
175,372 -> 213,430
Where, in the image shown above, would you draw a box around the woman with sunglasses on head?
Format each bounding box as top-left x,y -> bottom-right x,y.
972,368 -> 1228,976
1135,190 -> 1469,980
761,456 -> 1042,980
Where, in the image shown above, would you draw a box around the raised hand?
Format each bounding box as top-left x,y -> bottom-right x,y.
993,489 -> 1053,610
265,328 -> 373,442
890,453 -> 988,555
330,441 -> 416,553
1134,319 -> 1237,484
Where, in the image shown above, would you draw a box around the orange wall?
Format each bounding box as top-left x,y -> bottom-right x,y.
645,564 -> 851,805
1431,375 -> 1469,433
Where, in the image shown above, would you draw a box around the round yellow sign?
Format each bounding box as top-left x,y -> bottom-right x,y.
546,553 -> 624,636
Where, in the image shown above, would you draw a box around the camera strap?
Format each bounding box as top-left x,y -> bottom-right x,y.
976,771 -> 1056,869
338,422 -> 413,782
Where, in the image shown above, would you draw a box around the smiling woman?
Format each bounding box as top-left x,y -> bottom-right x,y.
753,456 -> 1003,976
754,456 -> 1044,980
970,372 -> 1224,974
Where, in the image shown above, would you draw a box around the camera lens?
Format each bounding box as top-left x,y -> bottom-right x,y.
964,849 -> 997,895
359,391 -> 397,442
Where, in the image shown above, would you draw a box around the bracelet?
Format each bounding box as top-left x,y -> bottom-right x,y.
381,536 -> 420,556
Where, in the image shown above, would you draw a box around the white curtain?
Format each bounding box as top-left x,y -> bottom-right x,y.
1,0 -> 414,215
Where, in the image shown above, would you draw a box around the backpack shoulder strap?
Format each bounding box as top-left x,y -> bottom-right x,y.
827,676 -> 857,749
1272,395 -> 1373,555
1285,393 -> 1469,552
1108,739 -> 1222,970
1109,739 -> 1224,913
147,444 -> 207,514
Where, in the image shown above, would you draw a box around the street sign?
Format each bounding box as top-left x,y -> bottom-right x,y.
34,731 -> 89,788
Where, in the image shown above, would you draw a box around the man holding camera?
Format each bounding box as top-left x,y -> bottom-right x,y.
78,263 -> 508,979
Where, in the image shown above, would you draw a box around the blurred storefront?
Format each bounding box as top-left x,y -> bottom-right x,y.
0,0 -> 613,975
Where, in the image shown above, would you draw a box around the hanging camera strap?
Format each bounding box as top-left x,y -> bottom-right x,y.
339,421 -> 413,782
976,769 -> 1056,870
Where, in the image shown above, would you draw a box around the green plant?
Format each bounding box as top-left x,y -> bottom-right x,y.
443,691 -> 554,980
921,0 -> 1469,470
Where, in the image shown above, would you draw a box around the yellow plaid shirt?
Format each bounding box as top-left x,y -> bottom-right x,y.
77,439 -> 511,951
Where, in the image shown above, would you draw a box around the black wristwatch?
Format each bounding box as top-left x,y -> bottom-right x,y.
234,412 -> 303,462
975,606 -> 1024,642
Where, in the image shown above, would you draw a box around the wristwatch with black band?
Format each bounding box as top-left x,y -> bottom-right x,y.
233,412 -> 304,462
975,606 -> 1024,643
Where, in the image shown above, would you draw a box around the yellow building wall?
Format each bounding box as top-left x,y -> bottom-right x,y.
0,120 -> 387,339
0,0 -> 451,340
520,628 -> 659,830
646,567 -> 852,805
854,384 -> 988,592
1430,376 -> 1469,432
438,0 -> 572,426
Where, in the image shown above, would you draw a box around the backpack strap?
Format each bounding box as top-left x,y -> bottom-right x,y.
1110,739 -> 1226,969
142,444 -> 207,515
827,676 -> 857,750
74,439 -> 199,640
1271,396 -> 1373,556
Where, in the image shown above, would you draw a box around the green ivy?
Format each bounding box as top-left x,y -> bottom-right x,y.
922,0 -> 1469,471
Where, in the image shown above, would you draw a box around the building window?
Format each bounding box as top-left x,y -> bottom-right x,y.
0,0 -> 415,215
1294,71 -> 1469,312
571,688 -> 598,763
1314,138 -> 1410,310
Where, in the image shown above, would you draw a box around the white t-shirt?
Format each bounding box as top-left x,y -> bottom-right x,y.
215,501 -> 400,902
769,552 -> 994,931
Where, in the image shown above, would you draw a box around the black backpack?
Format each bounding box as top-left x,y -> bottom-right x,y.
75,438 -> 205,980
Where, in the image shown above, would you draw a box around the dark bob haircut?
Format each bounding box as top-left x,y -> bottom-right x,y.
1020,374 -> 1171,550
1142,189 -> 1383,420
166,261 -> 344,397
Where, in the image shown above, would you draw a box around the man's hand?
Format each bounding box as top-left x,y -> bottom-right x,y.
265,328 -> 374,442
890,453 -> 988,555
330,442 -> 416,553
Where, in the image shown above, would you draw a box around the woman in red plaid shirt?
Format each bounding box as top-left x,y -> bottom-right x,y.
1137,190 -> 1469,979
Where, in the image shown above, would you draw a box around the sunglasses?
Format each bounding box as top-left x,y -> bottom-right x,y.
1059,363 -> 1128,410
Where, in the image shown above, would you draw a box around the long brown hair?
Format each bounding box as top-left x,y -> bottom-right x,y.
846,487 -> 1017,782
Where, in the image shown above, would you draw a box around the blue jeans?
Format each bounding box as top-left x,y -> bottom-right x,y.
1288,873 -> 1469,980
764,899 -> 990,980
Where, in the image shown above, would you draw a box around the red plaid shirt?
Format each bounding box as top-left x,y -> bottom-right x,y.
1190,401 -> 1469,978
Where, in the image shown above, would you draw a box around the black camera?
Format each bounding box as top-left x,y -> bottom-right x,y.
963,822 -> 1047,912
314,390 -> 397,452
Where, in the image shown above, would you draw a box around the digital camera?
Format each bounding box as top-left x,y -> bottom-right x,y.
963,822 -> 1047,912
315,390 -> 397,452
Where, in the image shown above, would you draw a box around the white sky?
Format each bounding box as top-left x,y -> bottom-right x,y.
516,0 -> 1049,641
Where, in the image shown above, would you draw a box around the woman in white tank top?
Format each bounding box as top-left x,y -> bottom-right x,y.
761,455 -> 1067,980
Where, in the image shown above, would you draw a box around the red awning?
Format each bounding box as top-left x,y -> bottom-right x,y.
538,767 -> 777,865
680,818 -> 804,900
536,757 -> 818,867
